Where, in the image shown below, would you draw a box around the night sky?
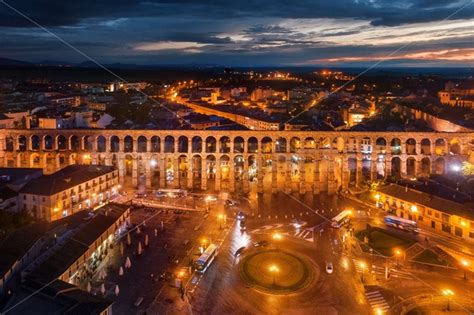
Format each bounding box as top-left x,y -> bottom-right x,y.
0,0 -> 473,66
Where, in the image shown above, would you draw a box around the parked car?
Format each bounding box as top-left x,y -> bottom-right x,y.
237,211 -> 246,221
325,262 -> 333,274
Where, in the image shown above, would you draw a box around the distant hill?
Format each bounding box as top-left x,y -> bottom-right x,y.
0,58 -> 33,66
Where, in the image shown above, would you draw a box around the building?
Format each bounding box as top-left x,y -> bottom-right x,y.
438,81 -> 474,108
375,184 -> 474,241
19,165 -> 119,222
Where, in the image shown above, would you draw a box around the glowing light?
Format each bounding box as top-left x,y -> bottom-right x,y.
150,159 -> 157,167
451,164 -> 461,172
410,205 -> 418,213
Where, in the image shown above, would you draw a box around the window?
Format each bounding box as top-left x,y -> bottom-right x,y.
431,221 -> 436,228
469,231 -> 474,239
454,227 -> 463,237
427,210 -> 432,216
23,195 -> 26,200
441,224 -> 451,234
435,213 -> 440,218
418,216 -> 423,221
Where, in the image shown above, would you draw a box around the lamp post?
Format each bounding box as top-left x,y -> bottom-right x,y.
360,261 -> 366,283
394,248 -> 403,267
272,232 -> 283,250
218,214 -> 224,229
269,264 -> 279,286
442,289 -> 454,311
461,260 -> 470,280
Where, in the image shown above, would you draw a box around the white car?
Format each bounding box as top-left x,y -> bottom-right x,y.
325,262 -> 333,274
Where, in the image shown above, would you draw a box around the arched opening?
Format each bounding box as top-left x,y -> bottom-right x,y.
124,136 -> 133,153
289,137 -> 300,153
178,136 -> 188,153
390,138 -> 401,155
421,157 -> 431,176
261,137 -> 272,153
192,136 -> 202,153
97,136 -> 106,152
304,137 -> 315,149
275,137 -> 287,153
205,136 -> 216,153
206,155 -> 217,189
320,137 -> 330,149
57,135 -> 68,151
18,136 -> 27,151
406,138 -> 416,155
4,136 -> 14,151
70,135 -> 79,151
360,137 -> 372,154
434,157 -> 445,174
31,135 -> 40,150
333,137 -> 345,153
247,137 -> 258,153
391,157 -> 401,179
83,136 -> 93,151
137,136 -> 147,153
375,137 -> 387,154
449,138 -> 461,155
164,136 -> 175,153
178,155 -> 188,187
234,137 -> 244,153
346,137 -> 357,153
150,136 -> 161,152
248,155 -> 257,182
44,135 -> 54,150
191,155 -> 202,188
219,136 -> 231,153
110,136 -> 120,152
30,153 -> 41,168
219,155 -> 231,189
406,157 -> 416,177
421,139 -> 431,155
435,139 -> 446,155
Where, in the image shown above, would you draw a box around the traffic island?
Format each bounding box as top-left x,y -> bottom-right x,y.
356,226 -> 415,256
239,249 -> 314,294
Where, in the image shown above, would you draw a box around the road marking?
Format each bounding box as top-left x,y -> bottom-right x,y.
365,290 -> 390,312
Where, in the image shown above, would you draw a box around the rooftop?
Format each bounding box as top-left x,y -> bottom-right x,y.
377,184 -> 474,220
20,165 -> 116,196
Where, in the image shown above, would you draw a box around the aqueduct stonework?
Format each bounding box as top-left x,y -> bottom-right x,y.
1,129 -> 473,194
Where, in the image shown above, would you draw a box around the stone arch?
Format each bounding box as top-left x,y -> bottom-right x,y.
177,136 -> 188,153
206,155 -> 217,180
219,136 -> 231,153
391,157 -> 401,179
434,157 -> 445,174
421,138 -> 431,155
346,137 -> 357,153
332,137 -> 344,153
30,153 -> 41,168
57,135 -> 68,151
261,137 -> 272,153
18,135 -> 27,151
191,154 -> 202,188
375,137 -> 387,153
137,136 -> 147,153
219,155 -> 231,181
97,136 -> 107,152
150,136 -> 160,152
304,137 -> 316,149
69,135 -> 79,151
233,136 -> 244,153
44,135 -> 54,150
434,139 -> 446,155
247,154 -> 257,181
124,136 -> 134,153
421,157 -> 431,176
406,157 -> 416,177
83,136 -> 93,151
110,136 -> 120,152
192,136 -> 202,153
205,136 -> 216,153
360,137 -> 372,154
405,138 -> 416,155
449,138 -> 461,155
289,137 -> 300,153
164,136 -> 175,153
247,137 -> 258,153
31,135 -> 40,151
4,136 -> 14,152
390,138 -> 401,155
320,137 -> 331,149
275,137 -> 287,153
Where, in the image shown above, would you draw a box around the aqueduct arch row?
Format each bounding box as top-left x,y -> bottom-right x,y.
1,130 -> 472,194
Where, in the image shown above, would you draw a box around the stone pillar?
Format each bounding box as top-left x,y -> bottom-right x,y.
356,157 -> 363,186
341,158 -> 350,190
187,161 -> 193,189
201,160 -> 207,190
132,158 -> 138,187
299,159 -> 306,194
285,158 -> 292,193
400,158 -> 407,178
159,157 -> 166,188
173,157 -> 180,188
174,140 -> 179,154
313,159 -> 320,194
118,157 -> 125,184
385,157 -> 392,178
371,155 -> 378,181
327,158 -> 336,195
243,139 -> 248,154
415,159 -> 422,177
271,157 -> 278,193
229,163 -> 235,192
257,156 -> 264,193
92,137 -> 98,152
242,161 -> 249,193
92,154 -> 98,165
145,158 -> 152,189
188,139 -> 192,154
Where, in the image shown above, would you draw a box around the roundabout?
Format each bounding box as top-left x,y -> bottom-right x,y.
239,248 -> 315,294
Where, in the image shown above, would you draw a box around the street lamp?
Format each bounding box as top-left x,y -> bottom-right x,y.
360,261 -> 367,283
461,260 -> 470,280
442,289 -> 454,311
272,232 -> 283,250
269,264 -> 279,286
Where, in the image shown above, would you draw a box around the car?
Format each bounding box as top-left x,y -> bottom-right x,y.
240,220 -> 247,231
234,246 -> 246,257
205,195 -> 217,202
325,262 -> 333,274
290,219 -> 306,229
253,240 -> 270,247
225,199 -> 235,207
237,211 -> 246,221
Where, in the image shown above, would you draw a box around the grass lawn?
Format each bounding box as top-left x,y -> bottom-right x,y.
413,249 -> 450,266
356,227 -> 415,256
